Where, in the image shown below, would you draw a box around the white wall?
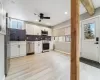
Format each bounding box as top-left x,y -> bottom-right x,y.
53,26 -> 71,53
53,7 -> 100,54
53,7 -> 100,29
55,42 -> 70,53
0,34 -> 5,80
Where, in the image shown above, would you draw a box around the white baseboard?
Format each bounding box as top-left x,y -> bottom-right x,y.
55,49 -> 70,55
2,75 -> 5,80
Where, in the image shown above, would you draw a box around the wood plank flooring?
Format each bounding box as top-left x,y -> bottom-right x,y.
6,51 -> 70,80
6,51 -> 100,80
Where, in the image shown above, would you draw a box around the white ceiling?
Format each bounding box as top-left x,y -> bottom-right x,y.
4,0 -> 100,26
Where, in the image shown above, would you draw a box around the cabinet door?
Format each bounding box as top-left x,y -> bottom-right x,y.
34,41 -> 39,54
49,41 -> 53,50
47,28 -> 52,36
19,42 -> 26,56
44,27 -> 52,36
34,41 -> 42,54
10,44 -> 19,58
26,24 -> 34,35
38,41 -> 42,53
40,26 -> 46,31
34,26 -> 41,35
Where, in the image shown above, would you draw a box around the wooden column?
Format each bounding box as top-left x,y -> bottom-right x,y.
70,0 -> 80,80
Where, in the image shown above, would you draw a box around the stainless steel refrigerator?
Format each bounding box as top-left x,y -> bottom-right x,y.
5,13 -> 10,76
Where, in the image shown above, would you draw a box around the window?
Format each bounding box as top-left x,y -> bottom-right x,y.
65,35 -> 71,42
84,23 -> 95,39
58,36 -> 65,42
11,19 -> 17,29
10,19 -> 24,29
59,37 -> 63,42
55,37 -> 59,41
17,21 -> 24,29
52,37 -> 55,41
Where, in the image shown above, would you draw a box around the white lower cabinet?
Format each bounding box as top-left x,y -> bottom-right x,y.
10,43 -> 19,58
10,41 -> 26,58
19,42 -> 26,56
34,41 -> 42,54
49,41 -> 53,50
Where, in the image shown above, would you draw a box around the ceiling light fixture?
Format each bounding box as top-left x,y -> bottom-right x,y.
65,12 -> 68,14
35,20 -> 38,22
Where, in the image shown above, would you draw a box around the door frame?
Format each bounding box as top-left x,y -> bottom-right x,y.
80,15 -> 100,63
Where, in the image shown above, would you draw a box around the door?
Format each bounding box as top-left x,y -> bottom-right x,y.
81,17 -> 100,62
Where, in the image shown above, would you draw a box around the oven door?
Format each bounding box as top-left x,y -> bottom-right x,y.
43,43 -> 49,50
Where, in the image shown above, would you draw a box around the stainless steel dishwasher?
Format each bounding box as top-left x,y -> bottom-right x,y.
26,41 -> 34,55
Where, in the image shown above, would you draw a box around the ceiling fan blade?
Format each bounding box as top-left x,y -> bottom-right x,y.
43,17 -> 50,19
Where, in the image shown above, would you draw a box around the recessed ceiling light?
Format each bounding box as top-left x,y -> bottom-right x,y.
35,20 -> 38,22
65,12 -> 68,14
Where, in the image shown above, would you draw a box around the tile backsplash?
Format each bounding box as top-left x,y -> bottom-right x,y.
9,28 -> 51,41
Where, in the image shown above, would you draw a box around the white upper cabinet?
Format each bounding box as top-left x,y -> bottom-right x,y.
26,23 -> 52,36
47,28 -> 52,36
34,25 -> 41,35
10,19 -> 24,30
26,24 -> 34,35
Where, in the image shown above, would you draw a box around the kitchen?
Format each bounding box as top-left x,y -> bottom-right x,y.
1,0 -> 100,80
9,19 -> 53,58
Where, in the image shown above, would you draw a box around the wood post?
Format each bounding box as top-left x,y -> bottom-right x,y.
71,0 -> 80,80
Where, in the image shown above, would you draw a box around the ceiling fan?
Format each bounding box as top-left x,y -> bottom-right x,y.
34,13 -> 50,22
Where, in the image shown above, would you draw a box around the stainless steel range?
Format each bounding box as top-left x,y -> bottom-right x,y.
42,40 -> 49,53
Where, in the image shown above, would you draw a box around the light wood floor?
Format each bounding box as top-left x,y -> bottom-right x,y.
6,51 -> 70,80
